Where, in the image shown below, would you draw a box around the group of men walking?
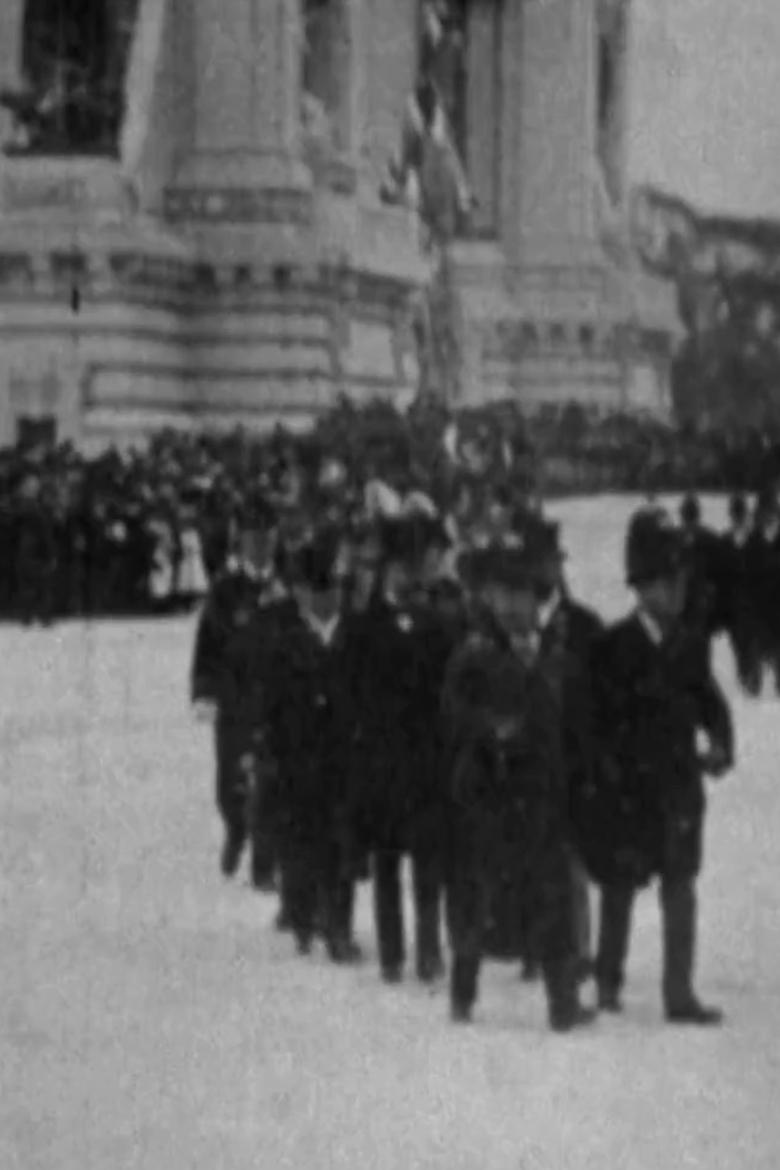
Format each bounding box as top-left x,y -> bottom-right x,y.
191,491 -> 739,1033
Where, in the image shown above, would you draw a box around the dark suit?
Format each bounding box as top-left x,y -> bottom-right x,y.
587,613 -> 734,1011
191,566 -> 292,865
537,594 -> 604,971
744,526 -> 780,692
721,527 -> 761,694
681,523 -> 731,640
342,593 -> 457,980
441,619 -> 581,1022
263,610 -> 357,954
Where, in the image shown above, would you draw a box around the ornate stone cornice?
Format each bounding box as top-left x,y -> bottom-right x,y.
163,185 -> 314,225
481,316 -> 625,362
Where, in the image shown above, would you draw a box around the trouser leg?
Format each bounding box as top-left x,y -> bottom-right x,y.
570,852 -> 593,968
215,724 -> 247,846
248,754 -> 278,888
445,855 -> 489,1015
660,876 -> 697,1012
278,838 -> 320,950
320,832 -> 357,959
373,849 -> 405,976
534,845 -> 582,1025
595,884 -> 635,997
411,849 -> 443,980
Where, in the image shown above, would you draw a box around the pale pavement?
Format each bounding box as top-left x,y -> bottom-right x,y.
1,496 -> 778,1170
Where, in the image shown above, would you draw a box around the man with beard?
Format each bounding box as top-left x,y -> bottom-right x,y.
262,530 -> 361,962
191,497 -> 293,882
588,508 -> 734,1025
441,544 -> 595,1031
343,511 -> 452,985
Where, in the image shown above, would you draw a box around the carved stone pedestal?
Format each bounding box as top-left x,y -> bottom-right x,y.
0,0 -> 428,448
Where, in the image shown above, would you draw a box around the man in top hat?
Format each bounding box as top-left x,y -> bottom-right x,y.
586,508 -> 734,1025
521,517 -> 605,986
191,496 -> 291,882
722,492 -> 760,695
743,486 -> 780,694
262,527 -> 361,961
343,510 -> 451,985
442,543 -> 596,1031
678,492 -> 730,643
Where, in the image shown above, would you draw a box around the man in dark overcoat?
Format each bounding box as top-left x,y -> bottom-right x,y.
262,531 -> 361,962
14,472 -> 57,625
586,508 -> 734,1025
743,487 -> 780,694
529,519 -> 604,984
190,498 -> 291,880
721,492 -> 760,694
343,512 -> 454,984
678,492 -> 731,642
442,545 -> 595,1031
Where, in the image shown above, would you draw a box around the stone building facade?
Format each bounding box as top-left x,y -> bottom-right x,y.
0,0 -> 677,449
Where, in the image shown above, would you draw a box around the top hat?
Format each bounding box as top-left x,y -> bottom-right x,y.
521,518 -> 565,568
625,508 -> 684,587
458,542 -> 536,593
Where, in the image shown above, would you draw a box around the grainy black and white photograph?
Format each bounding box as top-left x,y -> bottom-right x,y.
1,1 -> 778,1167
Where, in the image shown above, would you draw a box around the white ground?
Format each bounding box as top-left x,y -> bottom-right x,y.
2,495 -> 779,1170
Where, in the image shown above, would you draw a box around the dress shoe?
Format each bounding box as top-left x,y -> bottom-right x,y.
450,1001 -> 473,1024
342,939 -> 364,964
550,1003 -> 597,1033
296,933 -> 313,956
251,870 -> 276,893
576,957 -> 595,984
417,954 -> 446,984
520,959 -> 540,983
597,986 -> 623,1013
275,907 -> 293,932
666,1000 -> 723,1026
220,834 -> 244,878
381,964 -> 403,985
327,937 -> 364,965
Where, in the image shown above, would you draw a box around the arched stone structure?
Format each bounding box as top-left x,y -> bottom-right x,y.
0,0 -> 677,447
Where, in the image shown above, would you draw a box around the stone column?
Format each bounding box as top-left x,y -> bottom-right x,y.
338,0 -> 366,167
176,0 -> 308,190
509,0 -> 602,266
362,0 -> 417,192
465,0 -> 501,235
602,0 -> 630,205
0,0 -> 25,149
0,0 -> 24,88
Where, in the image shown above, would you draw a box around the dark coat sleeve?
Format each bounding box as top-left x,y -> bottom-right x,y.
190,577 -> 234,703
680,632 -> 735,771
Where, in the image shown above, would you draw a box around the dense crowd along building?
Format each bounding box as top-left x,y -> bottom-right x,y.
0,0 -> 676,451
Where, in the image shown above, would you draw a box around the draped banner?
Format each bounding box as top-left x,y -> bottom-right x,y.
630,184 -> 780,287
630,184 -> 780,343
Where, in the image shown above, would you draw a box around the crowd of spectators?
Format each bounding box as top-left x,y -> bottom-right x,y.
2,396 -> 780,624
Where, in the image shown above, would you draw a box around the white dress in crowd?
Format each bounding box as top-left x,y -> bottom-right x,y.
178,524 -> 209,597
149,518 -> 176,601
